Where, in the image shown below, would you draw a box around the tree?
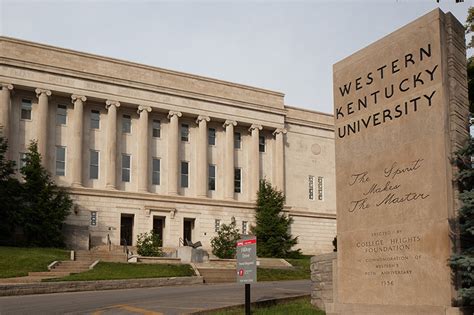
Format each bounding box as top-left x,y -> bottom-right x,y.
20,141 -> 72,247
251,179 -> 301,258
136,230 -> 163,257
211,221 -> 240,259
0,131 -> 22,244
448,7 -> 474,306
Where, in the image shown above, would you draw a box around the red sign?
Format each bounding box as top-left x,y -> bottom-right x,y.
237,239 -> 256,247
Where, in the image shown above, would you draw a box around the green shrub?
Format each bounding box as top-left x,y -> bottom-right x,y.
211,221 -> 240,259
136,230 -> 163,257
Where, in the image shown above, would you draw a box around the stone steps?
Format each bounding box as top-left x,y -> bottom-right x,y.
76,250 -> 127,262
28,271 -> 71,277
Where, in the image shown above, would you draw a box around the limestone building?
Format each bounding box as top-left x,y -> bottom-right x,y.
0,37 -> 336,254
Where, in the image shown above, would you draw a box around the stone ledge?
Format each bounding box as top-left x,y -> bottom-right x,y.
0,276 -> 203,296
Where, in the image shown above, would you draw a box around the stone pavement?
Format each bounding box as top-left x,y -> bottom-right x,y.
0,279 -> 311,314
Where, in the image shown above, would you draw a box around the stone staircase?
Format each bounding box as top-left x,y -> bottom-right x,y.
195,259 -> 236,283
80,247 -> 128,262
28,255 -> 96,278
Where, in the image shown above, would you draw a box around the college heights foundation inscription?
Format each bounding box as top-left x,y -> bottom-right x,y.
333,9 -> 469,314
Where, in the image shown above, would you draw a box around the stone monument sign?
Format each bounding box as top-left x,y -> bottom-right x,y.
333,9 -> 469,314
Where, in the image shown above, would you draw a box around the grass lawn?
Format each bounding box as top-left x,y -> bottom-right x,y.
47,262 -> 195,281
257,255 -> 311,281
208,296 -> 324,315
0,246 -> 69,278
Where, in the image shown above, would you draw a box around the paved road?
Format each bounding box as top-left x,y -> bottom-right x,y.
0,280 -> 310,315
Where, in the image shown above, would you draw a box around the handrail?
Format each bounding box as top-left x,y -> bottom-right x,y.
107,234 -> 111,252
122,238 -> 129,256
179,237 -> 184,246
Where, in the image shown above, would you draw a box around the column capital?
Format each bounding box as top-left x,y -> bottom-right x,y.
35,88 -> 52,98
1,83 -> 13,91
137,105 -> 152,114
273,128 -> 287,136
196,115 -> 210,124
167,110 -> 182,119
105,100 -> 121,109
71,94 -> 87,103
249,124 -> 263,132
223,120 -> 237,128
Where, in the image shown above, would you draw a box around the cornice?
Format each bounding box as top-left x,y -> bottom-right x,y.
1,58 -> 288,117
0,36 -> 285,97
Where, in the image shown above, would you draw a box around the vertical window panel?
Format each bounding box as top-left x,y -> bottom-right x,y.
21,99 -> 32,120
208,164 -> 216,191
181,161 -> 189,188
56,104 -> 67,125
208,128 -> 216,145
152,158 -> 161,185
234,168 -> 241,193
90,150 -> 99,179
91,110 -> 100,129
152,120 -> 161,138
122,154 -> 131,182
259,135 -> 265,152
181,124 -> 189,142
234,132 -> 241,149
56,146 -> 66,176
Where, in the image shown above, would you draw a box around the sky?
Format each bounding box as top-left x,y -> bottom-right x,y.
0,0 -> 472,114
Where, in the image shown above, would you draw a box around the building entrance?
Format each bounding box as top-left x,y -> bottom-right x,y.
120,214 -> 134,246
183,218 -> 194,243
153,216 -> 165,246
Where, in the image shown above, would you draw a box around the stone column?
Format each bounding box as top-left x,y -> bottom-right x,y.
0,83 -> 13,159
223,120 -> 237,200
105,100 -> 120,189
35,88 -> 52,166
196,115 -> 210,197
167,110 -> 182,195
249,124 -> 262,201
273,128 -> 287,193
137,105 -> 152,193
71,95 -> 87,187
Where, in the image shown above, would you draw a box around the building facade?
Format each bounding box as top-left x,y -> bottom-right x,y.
0,37 -> 336,254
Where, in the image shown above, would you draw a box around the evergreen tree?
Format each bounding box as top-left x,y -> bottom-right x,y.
251,179 -> 301,258
20,141 -> 72,247
211,221 -> 240,259
448,7 -> 474,306
0,131 -> 22,244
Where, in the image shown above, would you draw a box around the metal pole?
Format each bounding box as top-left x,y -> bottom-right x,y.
245,283 -> 251,315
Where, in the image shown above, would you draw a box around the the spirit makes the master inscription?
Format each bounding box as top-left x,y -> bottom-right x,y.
348,159 -> 429,213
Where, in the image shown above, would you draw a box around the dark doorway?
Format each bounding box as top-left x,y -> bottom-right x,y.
120,214 -> 134,246
183,218 -> 194,243
153,216 -> 165,246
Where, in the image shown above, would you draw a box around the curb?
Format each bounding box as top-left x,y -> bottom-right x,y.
190,293 -> 311,314
0,276 -> 203,296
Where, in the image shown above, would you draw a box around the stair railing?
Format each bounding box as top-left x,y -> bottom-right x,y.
107,234 -> 111,251
179,237 -> 184,246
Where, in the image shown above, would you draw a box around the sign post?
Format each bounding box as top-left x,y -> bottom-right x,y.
236,235 -> 257,315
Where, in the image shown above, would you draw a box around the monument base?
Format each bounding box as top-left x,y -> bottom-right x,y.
327,303 -> 468,315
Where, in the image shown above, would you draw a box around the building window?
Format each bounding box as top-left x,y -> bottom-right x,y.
152,158 -> 161,185
122,115 -> 131,133
91,110 -> 100,129
318,176 -> 324,201
242,221 -> 248,235
122,154 -> 131,182
208,128 -> 216,145
19,152 -> 27,169
56,146 -> 66,176
56,104 -> 67,125
215,219 -> 221,232
90,150 -> 99,180
259,135 -> 265,152
152,120 -> 161,138
90,211 -> 97,226
209,164 -> 216,191
21,99 -> 32,120
181,161 -> 189,188
234,132 -> 241,149
181,124 -> 189,142
234,168 -> 242,193
308,175 -> 315,200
